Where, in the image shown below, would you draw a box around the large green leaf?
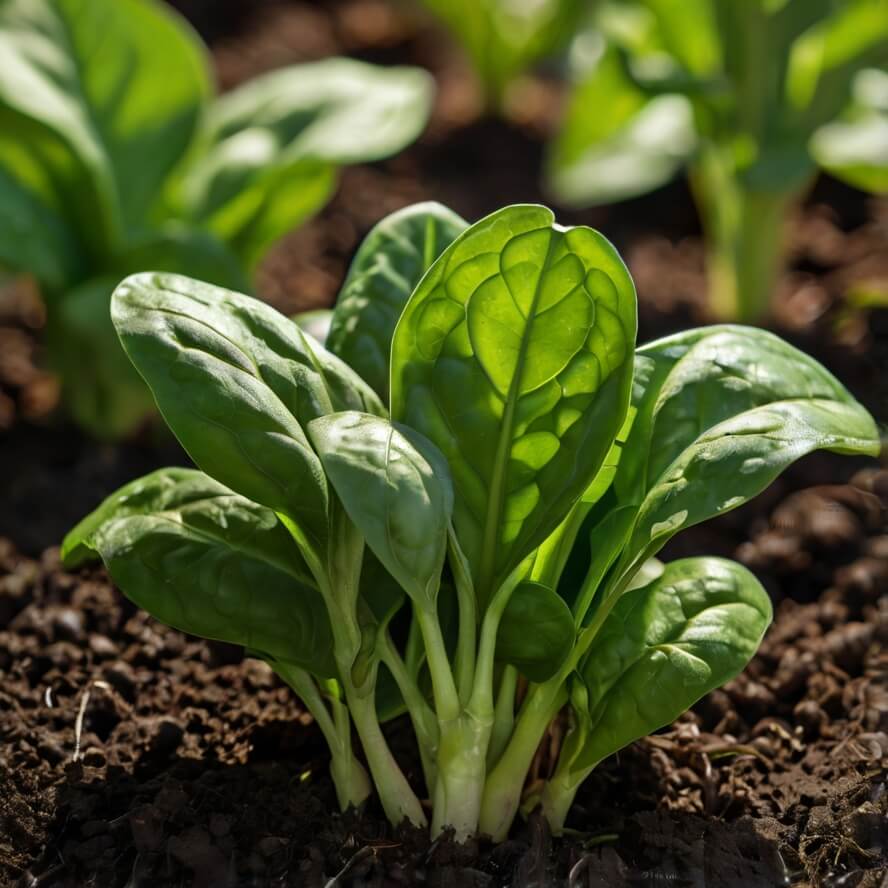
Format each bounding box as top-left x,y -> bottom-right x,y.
180,59 -> 433,268
326,202 -> 468,402
391,205 -> 637,606
63,468 -> 335,677
420,0 -> 586,103
308,412 -> 453,610
497,581 -> 575,682
111,272 -> 384,555
610,326 -> 880,581
0,0 -> 210,250
569,556 -> 771,771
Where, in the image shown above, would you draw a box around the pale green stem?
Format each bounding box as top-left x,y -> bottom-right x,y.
477,677 -> 567,841
414,605 -> 461,722
449,535 -> 477,704
690,147 -> 801,322
538,763 -> 593,835
272,663 -> 371,811
432,569 -> 525,839
342,668 -> 427,828
487,665 -> 518,769
413,602 -> 487,839
378,631 -> 440,792
304,513 -> 426,829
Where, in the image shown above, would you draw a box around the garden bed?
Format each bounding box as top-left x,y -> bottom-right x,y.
0,1 -> 886,885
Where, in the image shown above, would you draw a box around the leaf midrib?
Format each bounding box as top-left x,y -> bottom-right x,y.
476,226 -> 559,604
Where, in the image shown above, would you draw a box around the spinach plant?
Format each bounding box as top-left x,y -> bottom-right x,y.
547,0 -> 888,321
417,0 -> 587,109
65,203 -> 880,840
0,0 -> 432,438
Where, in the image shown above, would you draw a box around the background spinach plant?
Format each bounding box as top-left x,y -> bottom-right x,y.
0,0 -> 432,438
417,0 -> 588,110
65,204 -> 880,841
547,0 -> 888,321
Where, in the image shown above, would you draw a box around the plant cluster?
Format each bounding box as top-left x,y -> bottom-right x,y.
547,0 -> 888,320
65,203 -> 879,840
0,0 -> 432,437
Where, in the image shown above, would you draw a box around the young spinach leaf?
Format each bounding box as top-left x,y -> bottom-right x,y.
574,557 -> 771,771
326,203 -> 468,402
308,411 -> 453,609
63,467 -> 336,676
496,581 -> 575,681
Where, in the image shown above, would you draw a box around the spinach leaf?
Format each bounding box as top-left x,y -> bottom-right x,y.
46,233 -> 246,439
391,204 -> 637,606
327,202 -> 468,402
179,60 -> 433,268
62,467 -> 334,676
308,411 -> 453,610
0,0 -> 210,247
496,581 -> 575,681
608,326 -> 881,582
112,272 -> 383,554
569,556 -> 771,772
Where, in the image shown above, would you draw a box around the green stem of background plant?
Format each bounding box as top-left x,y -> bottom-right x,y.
690,147 -> 798,322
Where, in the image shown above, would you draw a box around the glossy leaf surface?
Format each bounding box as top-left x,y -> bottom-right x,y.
308,412 -> 453,609
112,273 -> 384,553
496,581 -> 575,681
571,557 -> 771,771
66,468 -> 335,676
610,326 -> 881,580
391,205 -> 636,605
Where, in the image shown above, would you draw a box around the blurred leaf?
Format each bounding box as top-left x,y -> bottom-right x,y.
180,59 -> 434,268
0,0 -> 210,251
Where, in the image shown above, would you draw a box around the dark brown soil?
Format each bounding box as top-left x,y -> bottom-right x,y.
1,1 -> 886,886
1,467 -> 885,887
